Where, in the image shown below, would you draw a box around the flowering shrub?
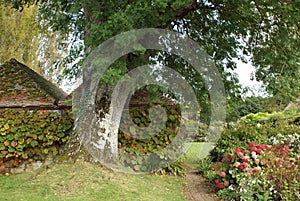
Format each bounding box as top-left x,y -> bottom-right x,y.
209,142 -> 300,200
210,110 -> 300,162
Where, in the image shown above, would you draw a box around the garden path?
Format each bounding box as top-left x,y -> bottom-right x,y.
184,165 -> 218,201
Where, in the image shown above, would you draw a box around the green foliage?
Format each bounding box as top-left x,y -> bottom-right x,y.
0,4 -> 39,68
0,109 -> 73,172
226,96 -> 265,122
155,160 -> 186,176
210,109 -> 300,161
117,88 -> 186,172
118,103 -> 182,172
0,4 -> 67,81
4,0 -> 299,99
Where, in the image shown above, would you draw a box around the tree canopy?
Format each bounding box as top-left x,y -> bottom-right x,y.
2,0 -> 299,98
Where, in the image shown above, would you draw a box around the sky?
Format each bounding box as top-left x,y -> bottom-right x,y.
234,59 -> 265,96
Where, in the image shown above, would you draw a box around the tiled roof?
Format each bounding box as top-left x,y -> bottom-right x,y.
0,59 -> 68,109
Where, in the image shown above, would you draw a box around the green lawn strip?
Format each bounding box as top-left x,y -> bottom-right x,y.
182,142 -> 215,166
0,161 -> 185,201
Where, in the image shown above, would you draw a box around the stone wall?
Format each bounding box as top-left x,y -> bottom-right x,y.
5,153 -> 54,175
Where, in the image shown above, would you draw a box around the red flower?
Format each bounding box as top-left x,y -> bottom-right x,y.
234,148 -> 244,157
238,162 -> 248,170
251,147 -> 258,152
242,156 -> 249,162
256,148 -> 263,155
211,165 -> 218,171
291,163 -> 297,169
249,142 -> 255,147
261,144 -> 269,150
219,171 -> 226,177
215,179 -> 225,189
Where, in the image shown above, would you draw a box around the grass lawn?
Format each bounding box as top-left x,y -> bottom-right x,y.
0,143 -> 209,201
0,161 -> 185,201
182,142 -> 215,166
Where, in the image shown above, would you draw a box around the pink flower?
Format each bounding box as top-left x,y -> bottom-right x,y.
224,180 -> 230,187
211,165 -> 218,171
217,162 -> 222,166
251,151 -> 257,159
234,162 -> 241,167
248,168 -> 255,175
219,171 -> 226,177
291,163 -> 297,169
238,162 -> 248,170
249,142 -> 255,147
242,156 -> 249,162
236,151 -> 244,158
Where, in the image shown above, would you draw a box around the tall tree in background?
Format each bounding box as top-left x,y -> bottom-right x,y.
2,0 -> 299,161
0,5 -> 40,70
0,4 -> 68,81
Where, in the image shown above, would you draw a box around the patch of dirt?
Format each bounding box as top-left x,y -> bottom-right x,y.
183,166 -> 219,201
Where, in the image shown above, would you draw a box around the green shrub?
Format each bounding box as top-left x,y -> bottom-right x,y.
210,109 -> 300,161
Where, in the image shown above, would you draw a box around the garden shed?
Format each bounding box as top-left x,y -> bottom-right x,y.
0,59 -> 73,174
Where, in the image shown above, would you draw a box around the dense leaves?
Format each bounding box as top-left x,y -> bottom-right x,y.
0,4 -> 68,81
118,89 -> 184,172
2,0 -> 299,99
0,109 -> 73,173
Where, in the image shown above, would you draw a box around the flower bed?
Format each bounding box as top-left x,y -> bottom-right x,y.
207,142 -> 300,200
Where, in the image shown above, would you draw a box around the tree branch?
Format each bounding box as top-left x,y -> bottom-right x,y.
159,0 -> 199,28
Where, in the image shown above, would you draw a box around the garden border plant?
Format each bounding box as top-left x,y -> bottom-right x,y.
199,109 -> 300,200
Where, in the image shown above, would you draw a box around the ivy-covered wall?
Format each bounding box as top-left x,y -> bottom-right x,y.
117,87 -> 183,172
0,109 -> 73,174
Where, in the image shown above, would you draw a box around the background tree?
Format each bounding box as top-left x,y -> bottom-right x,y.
0,5 -> 40,70
0,3 -> 70,82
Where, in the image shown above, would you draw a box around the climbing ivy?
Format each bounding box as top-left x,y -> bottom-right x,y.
0,109 -> 73,172
117,87 -> 184,172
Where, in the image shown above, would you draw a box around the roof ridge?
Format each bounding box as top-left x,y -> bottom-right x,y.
8,58 -> 67,100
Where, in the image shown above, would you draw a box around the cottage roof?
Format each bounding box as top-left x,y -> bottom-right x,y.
0,59 -> 68,109
10,59 -> 67,100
